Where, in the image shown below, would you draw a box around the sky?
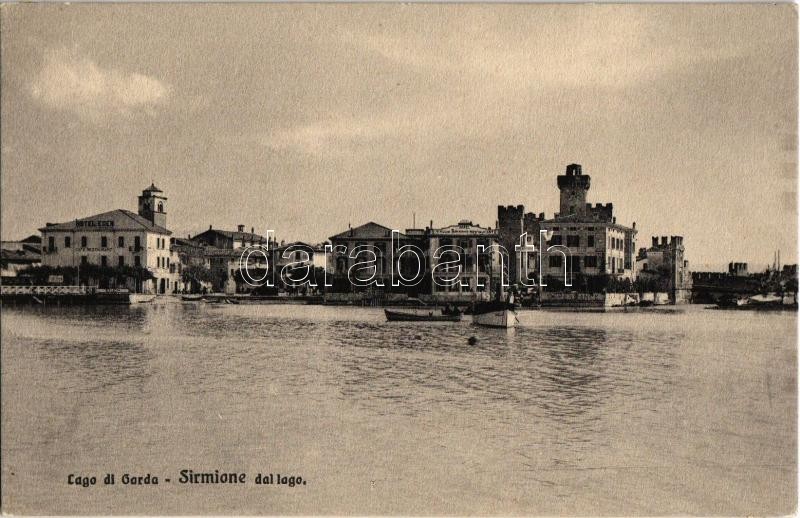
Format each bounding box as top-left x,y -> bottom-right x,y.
1,3 -> 797,270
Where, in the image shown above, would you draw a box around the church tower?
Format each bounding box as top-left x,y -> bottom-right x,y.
557,163 -> 591,218
138,183 -> 167,229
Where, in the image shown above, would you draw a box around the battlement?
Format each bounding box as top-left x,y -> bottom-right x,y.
729,262 -> 748,276
497,204 -> 525,221
523,211 -> 545,222
650,235 -> 684,248
557,172 -> 591,191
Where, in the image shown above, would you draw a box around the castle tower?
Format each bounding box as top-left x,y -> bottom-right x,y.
557,163 -> 591,218
138,183 -> 167,229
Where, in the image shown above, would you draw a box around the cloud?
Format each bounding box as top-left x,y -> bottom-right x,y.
340,8 -> 741,94
29,47 -> 170,122
259,113 -> 420,156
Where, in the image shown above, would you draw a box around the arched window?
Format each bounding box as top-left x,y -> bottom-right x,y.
157,202 -> 164,212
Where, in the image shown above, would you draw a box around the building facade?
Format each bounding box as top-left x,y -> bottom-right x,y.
39,185 -> 175,294
498,163 -> 638,291
426,220 -> 501,298
635,235 -> 692,303
179,225 -> 271,294
327,220 -> 502,300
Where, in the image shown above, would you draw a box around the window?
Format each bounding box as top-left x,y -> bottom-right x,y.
81,256 -> 88,265
134,236 -> 141,250
587,235 -> 595,247
550,235 -> 562,246
567,256 -> 580,272
48,236 -> 55,252
118,236 -> 125,247
118,256 -> 125,267
567,235 -> 580,248
101,236 -> 107,248
549,255 -> 562,268
158,202 -> 164,212
100,255 -> 107,267
81,236 -> 87,247
134,256 -> 141,267
64,236 -> 71,248
584,256 -> 598,268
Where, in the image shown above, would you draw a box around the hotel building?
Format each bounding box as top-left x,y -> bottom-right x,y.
39,184 -> 175,294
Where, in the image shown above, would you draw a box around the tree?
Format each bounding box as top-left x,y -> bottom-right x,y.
181,264 -> 213,293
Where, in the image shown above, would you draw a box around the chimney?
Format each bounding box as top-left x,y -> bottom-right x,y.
209,225 -> 212,230
251,227 -> 254,234
237,224 -> 245,233
661,236 -> 668,246
652,237 -> 658,248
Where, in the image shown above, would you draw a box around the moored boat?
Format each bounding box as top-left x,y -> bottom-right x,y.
181,294 -> 205,301
472,300 -> 519,328
384,308 -> 462,322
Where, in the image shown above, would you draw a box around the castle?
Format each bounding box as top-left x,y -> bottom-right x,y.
498,163 -> 637,287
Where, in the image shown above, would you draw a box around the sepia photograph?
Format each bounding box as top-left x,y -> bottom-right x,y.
0,2 -> 797,515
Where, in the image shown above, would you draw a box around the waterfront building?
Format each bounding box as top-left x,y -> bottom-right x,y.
190,224 -> 268,249
273,241 -> 327,270
328,222 -> 407,289
426,220 -> 501,299
38,184 -> 174,294
498,163 -> 638,290
635,236 -> 692,303
327,220 -> 502,301
1,234 -> 42,277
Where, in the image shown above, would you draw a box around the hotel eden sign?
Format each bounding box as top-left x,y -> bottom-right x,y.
76,220 -> 114,228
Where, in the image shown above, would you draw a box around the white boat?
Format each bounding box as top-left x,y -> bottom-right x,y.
129,293 -> 156,303
472,308 -> 518,328
471,301 -> 519,328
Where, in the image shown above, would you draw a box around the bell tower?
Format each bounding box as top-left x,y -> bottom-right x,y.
138,183 -> 167,229
557,163 -> 591,218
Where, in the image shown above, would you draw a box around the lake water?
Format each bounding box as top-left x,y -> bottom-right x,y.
1,302 -> 796,515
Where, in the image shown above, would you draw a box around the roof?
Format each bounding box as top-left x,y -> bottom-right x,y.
0,248 -> 41,263
142,183 -> 163,194
38,209 -> 171,235
329,222 -> 403,241
431,221 -> 495,236
192,228 -> 268,243
21,234 -> 42,244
